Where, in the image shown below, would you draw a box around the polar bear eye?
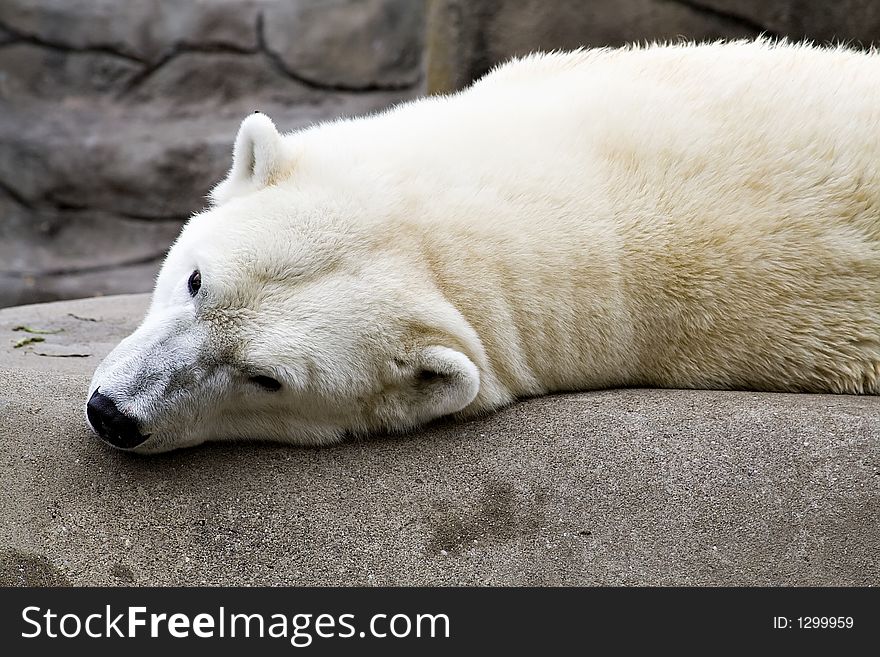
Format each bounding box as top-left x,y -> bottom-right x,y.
187,270 -> 202,297
250,375 -> 282,392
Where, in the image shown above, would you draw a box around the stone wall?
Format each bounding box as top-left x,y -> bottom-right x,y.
426,0 -> 880,92
0,0 -> 425,307
4,0 -> 880,307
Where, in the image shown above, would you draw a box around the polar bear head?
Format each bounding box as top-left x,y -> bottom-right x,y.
86,113 -> 484,453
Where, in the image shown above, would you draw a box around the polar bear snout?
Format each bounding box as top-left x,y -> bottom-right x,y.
86,390 -> 149,450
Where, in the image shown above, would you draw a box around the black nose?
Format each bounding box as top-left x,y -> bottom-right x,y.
86,391 -> 148,449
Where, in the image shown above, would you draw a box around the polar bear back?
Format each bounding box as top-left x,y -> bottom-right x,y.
289,41 -> 880,399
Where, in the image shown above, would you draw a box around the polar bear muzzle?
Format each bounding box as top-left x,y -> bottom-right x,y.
86,390 -> 150,449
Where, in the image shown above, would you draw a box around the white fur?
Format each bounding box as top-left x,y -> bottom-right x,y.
89,40 -> 880,452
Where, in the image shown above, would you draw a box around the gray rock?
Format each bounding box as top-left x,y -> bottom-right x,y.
0,23 -> 13,46
0,294 -> 878,585
0,108 -> 231,218
0,264 -> 162,309
0,1 -> 425,307
425,0 -> 880,93
0,44 -> 143,99
691,0 -> 880,43
426,0 -> 758,93
0,197 -> 181,274
125,52 -> 319,108
0,0 -> 264,64
263,0 -> 426,89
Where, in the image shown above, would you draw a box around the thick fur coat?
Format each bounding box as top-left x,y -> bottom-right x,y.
88,40 -> 880,452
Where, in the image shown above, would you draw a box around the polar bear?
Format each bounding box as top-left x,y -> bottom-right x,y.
87,40 -> 880,453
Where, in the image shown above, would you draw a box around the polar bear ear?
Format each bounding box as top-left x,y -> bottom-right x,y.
209,112 -> 289,205
389,346 -> 480,426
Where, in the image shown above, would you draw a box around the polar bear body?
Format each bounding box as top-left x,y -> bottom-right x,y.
88,41 -> 880,452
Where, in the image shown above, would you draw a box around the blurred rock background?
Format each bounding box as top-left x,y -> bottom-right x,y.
2,0 -> 879,307
0,0 -> 425,307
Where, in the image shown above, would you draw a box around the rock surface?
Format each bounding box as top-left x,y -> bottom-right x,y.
425,0 -> 880,92
263,0 -> 425,90
0,0 -> 425,307
1,295 -> 878,585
